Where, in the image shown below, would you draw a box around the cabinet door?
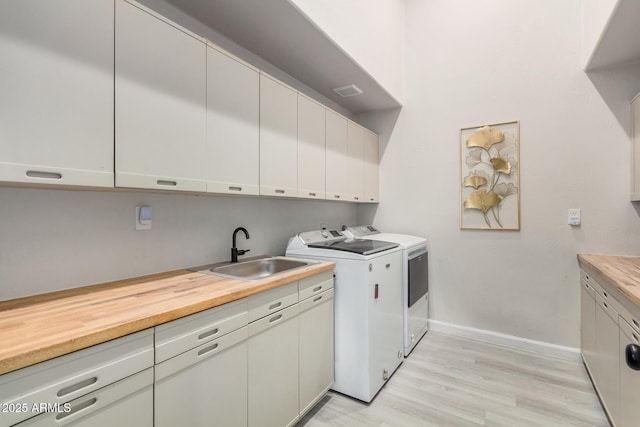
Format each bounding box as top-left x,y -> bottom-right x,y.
298,94 -> 326,199
248,304 -> 299,427
364,129 -> 380,203
580,279 -> 596,371
299,289 -> 334,416
206,44 -> 260,195
155,328 -> 248,427
0,0 -> 114,187
620,318 -> 640,427
347,122 -> 366,202
325,110 -> 349,201
593,293 -> 621,425
259,74 -> 298,197
115,0 -> 206,192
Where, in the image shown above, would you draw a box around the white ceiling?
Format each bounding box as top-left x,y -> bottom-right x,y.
161,0 -> 401,113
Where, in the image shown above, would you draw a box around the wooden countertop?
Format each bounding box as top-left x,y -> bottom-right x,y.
0,259 -> 334,375
577,254 -> 640,308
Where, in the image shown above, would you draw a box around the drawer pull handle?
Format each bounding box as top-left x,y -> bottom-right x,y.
57,377 -> 98,397
354,196 -> 359,200
157,180 -> 177,187
633,319 -> 639,329
197,343 -> 219,357
386,264 -> 391,269
198,328 -> 219,340
603,302 -> 608,309
26,170 -> 62,180
313,286 -> 322,292
56,398 -> 97,420
229,186 -> 242,192
309,192 -> 316,197
626,344 -> 640,370
603,291 -> 608,298
275,189 -> 285,194
313,295 -> 323,303
334,195 -> 341,199
269,302 -> 282,310
269,314 -> 283,323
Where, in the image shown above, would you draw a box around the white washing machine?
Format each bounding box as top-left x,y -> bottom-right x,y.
347,225 -> 429,356
286,229 -> 404,403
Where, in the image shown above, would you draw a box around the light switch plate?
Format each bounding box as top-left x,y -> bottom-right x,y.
136,206 -> 152,230
568,209 -> 581,226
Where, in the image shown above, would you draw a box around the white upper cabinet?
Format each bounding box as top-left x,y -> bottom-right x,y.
325,110 -> 349,201
0,0 -> 114,188
115,0 -> 207,192
259,73 -> 298,197
347,121 -> 366,202
364,129 -> 380,203
206,44 -> 260,195
297,94 -> 326,199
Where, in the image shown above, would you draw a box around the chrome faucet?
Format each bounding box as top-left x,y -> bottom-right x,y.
231,227 -> 250,263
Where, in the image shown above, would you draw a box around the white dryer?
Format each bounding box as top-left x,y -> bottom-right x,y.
286,229 -> 404,403
347,225 -> 429,356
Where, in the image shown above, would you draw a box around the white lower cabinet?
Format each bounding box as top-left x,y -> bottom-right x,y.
17,369 -> 153,427
620,318 -> 640,427
298,272 -> 334,416
580,278 -> 596,371
248,285 -> 300,427
155,328 -> 248,427
593,293 -> 621,425
579,268 -> 640,427
154,299 -> 249,427
0,330 -> 154,427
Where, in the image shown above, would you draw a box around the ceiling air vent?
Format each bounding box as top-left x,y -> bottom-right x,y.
332,84 -> 363,97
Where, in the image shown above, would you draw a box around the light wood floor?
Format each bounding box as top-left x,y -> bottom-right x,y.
298,332 -> 609,427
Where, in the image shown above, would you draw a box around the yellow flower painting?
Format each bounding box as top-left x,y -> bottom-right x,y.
460,121 -> 520,230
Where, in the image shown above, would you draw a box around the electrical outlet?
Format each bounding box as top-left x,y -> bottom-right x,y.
136,206 -> 152,230
568,209 -> 581,226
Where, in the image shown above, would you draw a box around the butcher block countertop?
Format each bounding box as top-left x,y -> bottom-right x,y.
0,258 -> 334,375
578,254 -> 640,309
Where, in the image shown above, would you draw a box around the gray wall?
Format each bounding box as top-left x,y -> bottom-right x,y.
0,187 -> 355,300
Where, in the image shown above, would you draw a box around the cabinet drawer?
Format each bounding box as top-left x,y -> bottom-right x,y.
581,278 -> 595,299
299,289 -> 334,314
617,300 -> 640,335
248,304 -> 299,337
586,272 -> 626,316
248,282 -> 298,323
155,326 -> 248,382
298,271 -> 333,301
18,368 -> 153,427
155,298 -> 248,363
0,330 -> 153,426
596,293 -> 619,324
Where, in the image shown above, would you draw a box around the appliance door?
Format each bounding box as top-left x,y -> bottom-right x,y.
408,247 -> 428,307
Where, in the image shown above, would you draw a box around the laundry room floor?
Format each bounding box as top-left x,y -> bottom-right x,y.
297,332 -> 609,427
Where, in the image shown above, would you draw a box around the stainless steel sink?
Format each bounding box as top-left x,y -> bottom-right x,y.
199,257 -> 317,281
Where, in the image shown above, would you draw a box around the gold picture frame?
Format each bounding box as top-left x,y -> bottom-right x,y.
460,120 -> 520,230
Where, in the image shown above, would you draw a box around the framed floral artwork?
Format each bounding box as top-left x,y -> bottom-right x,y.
460,120 -> 520,230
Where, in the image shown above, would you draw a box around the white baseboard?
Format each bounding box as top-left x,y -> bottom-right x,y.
428,320 -> 582,362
